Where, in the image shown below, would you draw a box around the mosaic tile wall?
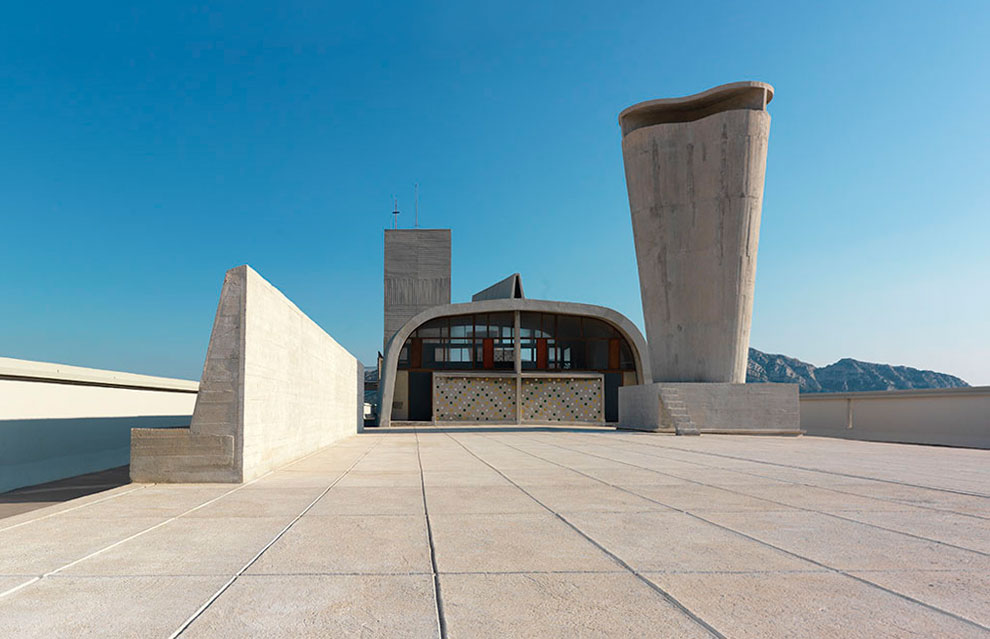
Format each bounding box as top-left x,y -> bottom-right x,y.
521,377 -> 603,423
434,376 -> 517,422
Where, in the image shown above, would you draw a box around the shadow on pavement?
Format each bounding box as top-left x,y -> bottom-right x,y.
0,465 -> 131,520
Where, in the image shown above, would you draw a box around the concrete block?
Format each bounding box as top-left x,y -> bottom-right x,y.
130,429 -> 237,483
619,382 -> 800,434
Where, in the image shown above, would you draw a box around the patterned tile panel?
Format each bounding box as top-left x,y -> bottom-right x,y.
521,377 -> 603,423
434,376 -> 516,422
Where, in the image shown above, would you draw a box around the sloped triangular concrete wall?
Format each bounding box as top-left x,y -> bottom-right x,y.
239,266 -> 361,481
472,273 -> 525,302
131,265 -> 361,483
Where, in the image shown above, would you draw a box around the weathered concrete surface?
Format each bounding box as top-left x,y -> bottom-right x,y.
384,229 -> 451,349
619,382 -> 800,434
131,265 -> 361,483
800,386 -> 990,449
620,81 -> 773,383
2,428 -> 988,637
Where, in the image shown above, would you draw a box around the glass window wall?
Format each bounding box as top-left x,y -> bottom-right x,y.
398,311 -> 636,375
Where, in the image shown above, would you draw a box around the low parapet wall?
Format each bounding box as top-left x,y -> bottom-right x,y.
131,265 -> 363,483
0,358 -> 197,493
800,387 -> 990,449
619,382 -> 801,435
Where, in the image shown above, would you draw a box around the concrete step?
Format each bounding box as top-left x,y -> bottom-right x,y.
658,388 -> 698,436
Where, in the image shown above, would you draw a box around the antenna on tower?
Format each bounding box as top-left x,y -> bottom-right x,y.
392,197 -> 399,229
414,183 -> 419,228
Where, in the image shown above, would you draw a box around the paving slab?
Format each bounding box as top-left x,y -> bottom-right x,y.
648,570 -> 989,639
251,470 -> 347,488
441,572 -> 712,638
834,509 -> 990,553
183,575 -> 438,638
247,514 -> 432,575
60,516 -> 293,576
732,483 -> 928,512
564,510 -> 817,573
334,470 -> 424,488
421,469 -> 512,487
621,483 -> 798,512
820,481 -> 990,517
0,577 -> 33,596
497,467 -> 608,487
0,485 -> 146,530
521,483 -> 671,512
424,485 -> 544,514
0,515 -> 168,575
430,512 -> 619,573
703,510 -> 990,572
0,575 -> 228,638
57,485 -> 238,519
0,466 -> 132,521
849,570 -> 990,628
307,486 -> 425,516
574,464 -> 699,485
0,427 -> 987,637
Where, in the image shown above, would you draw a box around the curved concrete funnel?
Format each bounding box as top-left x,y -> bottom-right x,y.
620,81 -> 773,383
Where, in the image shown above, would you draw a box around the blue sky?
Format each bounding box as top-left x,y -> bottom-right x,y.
2,1 -> 988,384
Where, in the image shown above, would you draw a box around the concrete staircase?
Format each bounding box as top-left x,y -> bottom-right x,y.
658,387 -> 700,436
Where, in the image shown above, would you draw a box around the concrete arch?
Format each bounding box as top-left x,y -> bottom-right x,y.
378,299 -> 651,427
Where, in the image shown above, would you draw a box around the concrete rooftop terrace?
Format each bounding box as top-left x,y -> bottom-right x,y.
0,427 -> 988,638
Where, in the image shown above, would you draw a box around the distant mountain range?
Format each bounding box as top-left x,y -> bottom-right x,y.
747,348 -> 969,393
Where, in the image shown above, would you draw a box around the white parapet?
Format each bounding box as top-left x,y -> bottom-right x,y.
800,387 -> 990,449
0,358 -> 197,493
131,265 -> 363,483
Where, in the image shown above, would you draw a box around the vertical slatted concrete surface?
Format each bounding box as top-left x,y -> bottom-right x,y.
0,428 -> 988,638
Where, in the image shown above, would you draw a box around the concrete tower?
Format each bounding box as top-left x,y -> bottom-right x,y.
383,229 -> 451,349
619,81 -> 773,383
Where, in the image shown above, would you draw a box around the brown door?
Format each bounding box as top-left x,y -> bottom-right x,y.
482,338 -> 494,369
537,338 -> 548,369
410,338 -> 423,369
608,338 -> 620,370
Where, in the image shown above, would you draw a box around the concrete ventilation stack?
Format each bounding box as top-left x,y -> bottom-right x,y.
620,81 -> 772,383
617,81 -> 801,435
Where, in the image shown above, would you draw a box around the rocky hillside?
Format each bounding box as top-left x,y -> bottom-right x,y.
747,348 -> 969,393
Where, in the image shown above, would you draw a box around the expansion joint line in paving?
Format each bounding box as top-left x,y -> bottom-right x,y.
507,431 -> 990,632
567,431 -> 990,523
434,427 -> 728,639
168,437 -> 384,638
0,484 -> 149,535
614,432 -> 990,499
0,475 -> 281,601
414,429 -> 449,639
0,435 -> 363,602
543,432 -> 990,555
483,431 -> 990,634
